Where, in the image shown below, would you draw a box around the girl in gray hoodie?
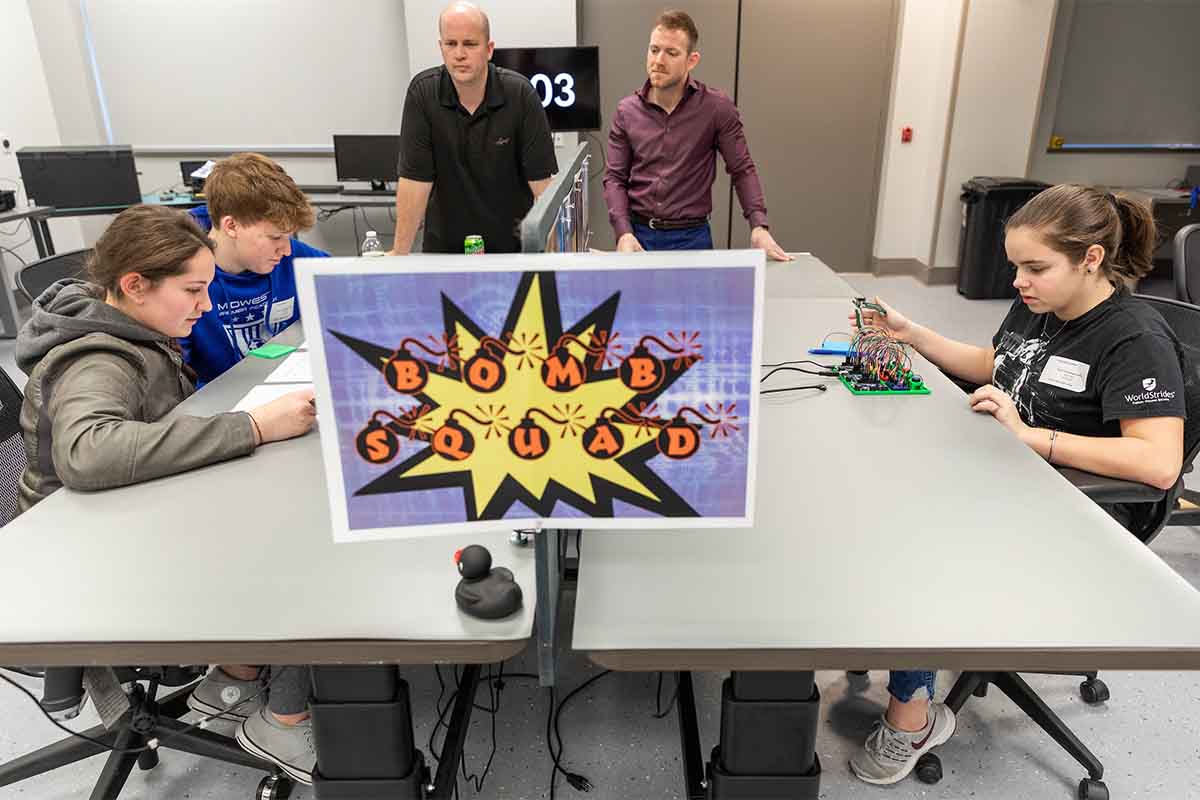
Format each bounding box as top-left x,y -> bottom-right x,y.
16,204 -> 315,512
15,205 -> 321,783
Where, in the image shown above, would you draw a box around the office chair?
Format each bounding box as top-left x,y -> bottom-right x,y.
1166,226 -> 1200,525
1174,223 -> 1200,305
927,294 -> 1200,800
0,364 -> 290,799
15,248 -> 92,304
0,366 -> 25,529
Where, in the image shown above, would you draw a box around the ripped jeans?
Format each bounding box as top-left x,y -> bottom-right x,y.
887,670 -> 936,703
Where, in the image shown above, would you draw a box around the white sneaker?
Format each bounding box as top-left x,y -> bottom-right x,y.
186,667 -> 264,722
236,708 -> 316,785
849,703 -> 956,785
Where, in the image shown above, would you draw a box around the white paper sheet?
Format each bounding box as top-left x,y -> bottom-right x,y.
190,160 -> 216,180
264,351 -> 312,383
232,383 -> 314,412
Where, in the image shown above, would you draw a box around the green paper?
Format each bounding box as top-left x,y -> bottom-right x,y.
247,344 -> 297,359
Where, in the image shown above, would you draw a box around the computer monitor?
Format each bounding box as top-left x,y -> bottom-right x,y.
17,145 -> 141,209
180,160 -> 207,193
490,47 -> 601,132
1185,164 -> 1200,190
333,135 -> 402,191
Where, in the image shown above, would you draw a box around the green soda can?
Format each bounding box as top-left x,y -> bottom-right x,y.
464,235 -> 485,255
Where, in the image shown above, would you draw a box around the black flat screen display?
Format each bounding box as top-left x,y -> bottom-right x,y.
333,135 -> 402,183
491,47 -> 600,132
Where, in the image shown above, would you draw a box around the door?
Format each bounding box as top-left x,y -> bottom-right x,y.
732,0 -> 898,271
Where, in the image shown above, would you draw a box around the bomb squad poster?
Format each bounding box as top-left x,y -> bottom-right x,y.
295,251 -> 764,541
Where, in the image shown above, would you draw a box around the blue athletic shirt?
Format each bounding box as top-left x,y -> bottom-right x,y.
180,206 -> 329,385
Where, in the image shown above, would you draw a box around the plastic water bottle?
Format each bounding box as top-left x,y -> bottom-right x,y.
361,230 -> 384,257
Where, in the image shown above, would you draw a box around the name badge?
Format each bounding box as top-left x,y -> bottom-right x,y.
1038,355 -> 1090,393
268,297 -> 295,326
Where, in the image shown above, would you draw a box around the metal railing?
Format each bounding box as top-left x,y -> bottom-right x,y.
520,143 -> 591,254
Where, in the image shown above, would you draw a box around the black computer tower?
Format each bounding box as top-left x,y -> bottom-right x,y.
17,145 -> 141,210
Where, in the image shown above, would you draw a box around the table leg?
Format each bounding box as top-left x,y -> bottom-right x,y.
428,665 -> 480,799
674,672 -> 707,800
309,666 -> 426,799
309,665 -> 483,800
29,219 -> 54,259
705,670 -> 821,799
534,530 -> 560,687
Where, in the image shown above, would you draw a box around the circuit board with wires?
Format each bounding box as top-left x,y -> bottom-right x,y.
835,364 -> 929,395
837,323 -> 930,395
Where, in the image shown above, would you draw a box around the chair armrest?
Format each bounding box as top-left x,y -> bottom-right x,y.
1055,466 -> 1167,504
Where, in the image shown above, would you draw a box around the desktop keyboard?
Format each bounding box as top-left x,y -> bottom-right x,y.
298,184 -> 344,194
341,188 -> 395,196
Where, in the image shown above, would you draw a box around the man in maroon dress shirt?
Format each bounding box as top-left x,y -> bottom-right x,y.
602,9 -> 792,261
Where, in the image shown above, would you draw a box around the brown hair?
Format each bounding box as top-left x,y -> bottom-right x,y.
1005,183 -> 1156,286
655,8 -> 699,51
204,152 -> 315,233
87,205 -> 214,295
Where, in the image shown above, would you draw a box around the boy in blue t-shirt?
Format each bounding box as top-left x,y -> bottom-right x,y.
180,153 -> 327,782
180,152 -> 329,386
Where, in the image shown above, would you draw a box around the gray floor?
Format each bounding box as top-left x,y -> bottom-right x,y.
3,274 -> 1199,799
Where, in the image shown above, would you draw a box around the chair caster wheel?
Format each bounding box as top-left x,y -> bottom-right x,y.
915,752 -> 943,784
1078,777 -> 1109,800
256,773 -> 294,800
137,749 -> 159,771
1080,678 -> 1109,704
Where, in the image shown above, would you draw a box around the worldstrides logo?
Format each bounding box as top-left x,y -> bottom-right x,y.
1126,376 -> 1174,406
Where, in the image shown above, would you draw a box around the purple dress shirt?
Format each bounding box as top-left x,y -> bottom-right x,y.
603,77 -> 769,239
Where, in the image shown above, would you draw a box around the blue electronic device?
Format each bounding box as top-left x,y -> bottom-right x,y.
808,342 -> 851,356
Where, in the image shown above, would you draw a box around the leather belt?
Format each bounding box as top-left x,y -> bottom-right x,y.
631,213 -> 709,231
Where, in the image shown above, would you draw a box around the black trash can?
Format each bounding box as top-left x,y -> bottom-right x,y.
957,177 -> 1050,299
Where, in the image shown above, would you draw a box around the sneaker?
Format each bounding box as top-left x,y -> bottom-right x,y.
236,708 -> 316,785
186,667 -> 264,722
846,670 -> 871,693
849,703 -> 956,785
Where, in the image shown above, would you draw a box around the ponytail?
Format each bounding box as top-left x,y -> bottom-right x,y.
1006,184 -> 1158,288
1109,194 -> 1156,283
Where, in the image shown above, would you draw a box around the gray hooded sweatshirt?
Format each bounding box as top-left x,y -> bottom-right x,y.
16,279 -> 256,513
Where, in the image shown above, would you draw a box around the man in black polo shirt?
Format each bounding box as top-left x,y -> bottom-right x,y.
389,1 -> 558,254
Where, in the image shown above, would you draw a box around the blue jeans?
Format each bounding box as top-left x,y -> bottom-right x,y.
888,670 -> 936,703
631,221 -> 713,251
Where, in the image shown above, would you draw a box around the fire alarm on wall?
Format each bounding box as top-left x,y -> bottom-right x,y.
901,126 -> 913,144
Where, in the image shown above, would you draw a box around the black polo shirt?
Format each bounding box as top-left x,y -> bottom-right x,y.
398,63 -> 557,254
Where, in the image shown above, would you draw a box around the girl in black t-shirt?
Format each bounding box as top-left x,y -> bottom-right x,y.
848,184 -> 1187,786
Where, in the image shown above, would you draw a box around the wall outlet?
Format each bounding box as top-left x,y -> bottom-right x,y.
0,133 -> 11,154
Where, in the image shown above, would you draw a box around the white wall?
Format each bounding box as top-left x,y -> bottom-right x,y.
872,0 -> 965,265
23,1 -> 577,257
26,0 -> 106,147
403,0 -> 577,77
932,0 -> 1057,267
0,0 -> 84,280
83,0 -> 410,148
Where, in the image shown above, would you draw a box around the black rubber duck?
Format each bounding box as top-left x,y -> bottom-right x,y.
454,545 -> 523,619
